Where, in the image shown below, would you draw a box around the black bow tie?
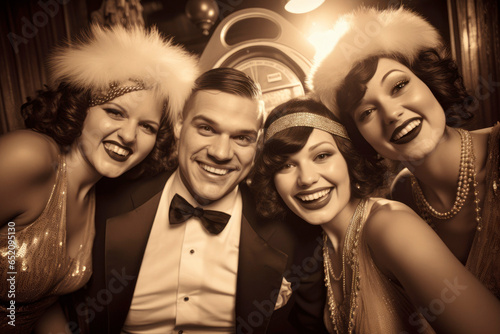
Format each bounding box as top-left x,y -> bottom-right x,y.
169,194 -> 231,235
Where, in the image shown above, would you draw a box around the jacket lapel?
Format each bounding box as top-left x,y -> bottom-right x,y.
102,171 -> 171,334
104,191 -> 162,334
235,185 -> 289,333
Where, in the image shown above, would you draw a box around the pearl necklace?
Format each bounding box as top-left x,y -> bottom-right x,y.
323,199 -> 366,334
411,128 -> 483,231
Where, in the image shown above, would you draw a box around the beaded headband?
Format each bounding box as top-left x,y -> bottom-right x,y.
50,24 -> 199,123
89,81 -> 145,107
265,112 -> 350,141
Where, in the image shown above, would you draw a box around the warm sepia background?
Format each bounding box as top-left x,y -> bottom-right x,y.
1,0 -> 499,134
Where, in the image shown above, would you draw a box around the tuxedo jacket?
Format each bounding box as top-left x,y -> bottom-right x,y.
67,171 -> 327,334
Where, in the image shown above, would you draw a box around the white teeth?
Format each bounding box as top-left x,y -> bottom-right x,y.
393,120 -> 421,141
201,163 -> 229,175
104,143 -> 129,156
298,188 -> 331,202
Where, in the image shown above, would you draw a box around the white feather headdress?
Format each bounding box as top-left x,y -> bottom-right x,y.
50,24 -> 199,121
307,7 -> 443,116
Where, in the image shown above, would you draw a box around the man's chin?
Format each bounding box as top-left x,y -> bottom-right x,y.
192,186 -> 232,205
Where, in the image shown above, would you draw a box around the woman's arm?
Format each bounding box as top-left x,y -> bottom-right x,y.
365,199 -> 500,334
0,130 -> 59,229
34,299 -> 73,334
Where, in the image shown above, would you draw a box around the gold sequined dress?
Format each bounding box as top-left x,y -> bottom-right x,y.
324,199 -> 435,334
466,123 -> 500,298
0,155 -> 95,332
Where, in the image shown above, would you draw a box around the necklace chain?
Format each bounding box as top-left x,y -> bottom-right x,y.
411,129 -> 483,231
323,199 -> 366,334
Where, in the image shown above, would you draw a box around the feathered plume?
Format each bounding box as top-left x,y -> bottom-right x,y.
50,24 -> 199,121
307,7 -> 443,116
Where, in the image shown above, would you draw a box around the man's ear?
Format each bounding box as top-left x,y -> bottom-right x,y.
174,115 -> 183,140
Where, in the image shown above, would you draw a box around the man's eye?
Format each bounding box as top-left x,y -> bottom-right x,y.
235,135 -> 254,143
199,125 -> 214,133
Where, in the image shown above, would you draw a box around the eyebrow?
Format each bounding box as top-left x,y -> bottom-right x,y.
381,69 -> 404,85
309,141 -> 336,152
191,114 -> 259,137
108,102 -> 127,113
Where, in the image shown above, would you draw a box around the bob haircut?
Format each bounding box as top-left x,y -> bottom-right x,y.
336,48 -> 474,159
251,97 -> 387,219
21,81 -> 176,177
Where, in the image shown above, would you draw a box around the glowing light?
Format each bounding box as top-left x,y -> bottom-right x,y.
307,18 -> 350,61
285,0 -> 325,14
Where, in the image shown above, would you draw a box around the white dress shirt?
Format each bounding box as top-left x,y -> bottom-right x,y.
122,170 -> 242,334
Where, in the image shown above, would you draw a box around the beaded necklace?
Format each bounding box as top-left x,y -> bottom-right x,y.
411,128 -> 483,231
323,198 -> 367,334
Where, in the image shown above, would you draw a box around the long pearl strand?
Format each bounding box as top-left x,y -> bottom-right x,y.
411,128 -> 482,231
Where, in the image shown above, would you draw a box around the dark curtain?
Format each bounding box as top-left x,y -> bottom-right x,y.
0,0 -> 89,134
448,0 -> 500,128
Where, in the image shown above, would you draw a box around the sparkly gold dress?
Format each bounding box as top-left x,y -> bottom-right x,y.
0,155 -> 95,333
324,199 -> 435,334
466,123 -> 500,298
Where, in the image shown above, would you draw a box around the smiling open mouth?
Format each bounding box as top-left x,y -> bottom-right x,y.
297,188 -> 331,202
104,142 -> 132,161
199,162 -> 231,176
390,118 -> 422,144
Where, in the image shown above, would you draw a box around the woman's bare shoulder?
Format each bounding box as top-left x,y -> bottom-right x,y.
363,198 -> 432,255
0,130 -> 60,176
0,130 -> 61,226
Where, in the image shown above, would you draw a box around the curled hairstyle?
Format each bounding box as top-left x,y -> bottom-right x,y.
21,81 -> 176,177
336,49 -> 474,160
251,97 -> 387,219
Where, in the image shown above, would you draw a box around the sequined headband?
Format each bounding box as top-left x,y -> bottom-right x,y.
89,81 -> 145,107
265,112 -> 350,141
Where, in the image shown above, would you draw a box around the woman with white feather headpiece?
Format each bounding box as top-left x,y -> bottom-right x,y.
310,5 -> 500,299
0,24 -> 198,332
306,6 -> 500,333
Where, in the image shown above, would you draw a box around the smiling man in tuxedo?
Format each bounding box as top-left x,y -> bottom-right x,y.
68,68 -> 326,334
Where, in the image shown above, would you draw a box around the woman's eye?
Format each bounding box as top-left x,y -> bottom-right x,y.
359,108 -> 375,122
392,79 -> 409,93
315,153 -> 332,161
104,108 -> 123,118
141,123 -> 157,134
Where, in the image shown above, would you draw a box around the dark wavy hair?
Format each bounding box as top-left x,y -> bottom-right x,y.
336,49 -> 474,160
251,97 -> 387,219
21,82 -> 176,177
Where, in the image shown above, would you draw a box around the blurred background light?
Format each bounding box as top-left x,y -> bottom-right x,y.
285,0 -> 325,14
